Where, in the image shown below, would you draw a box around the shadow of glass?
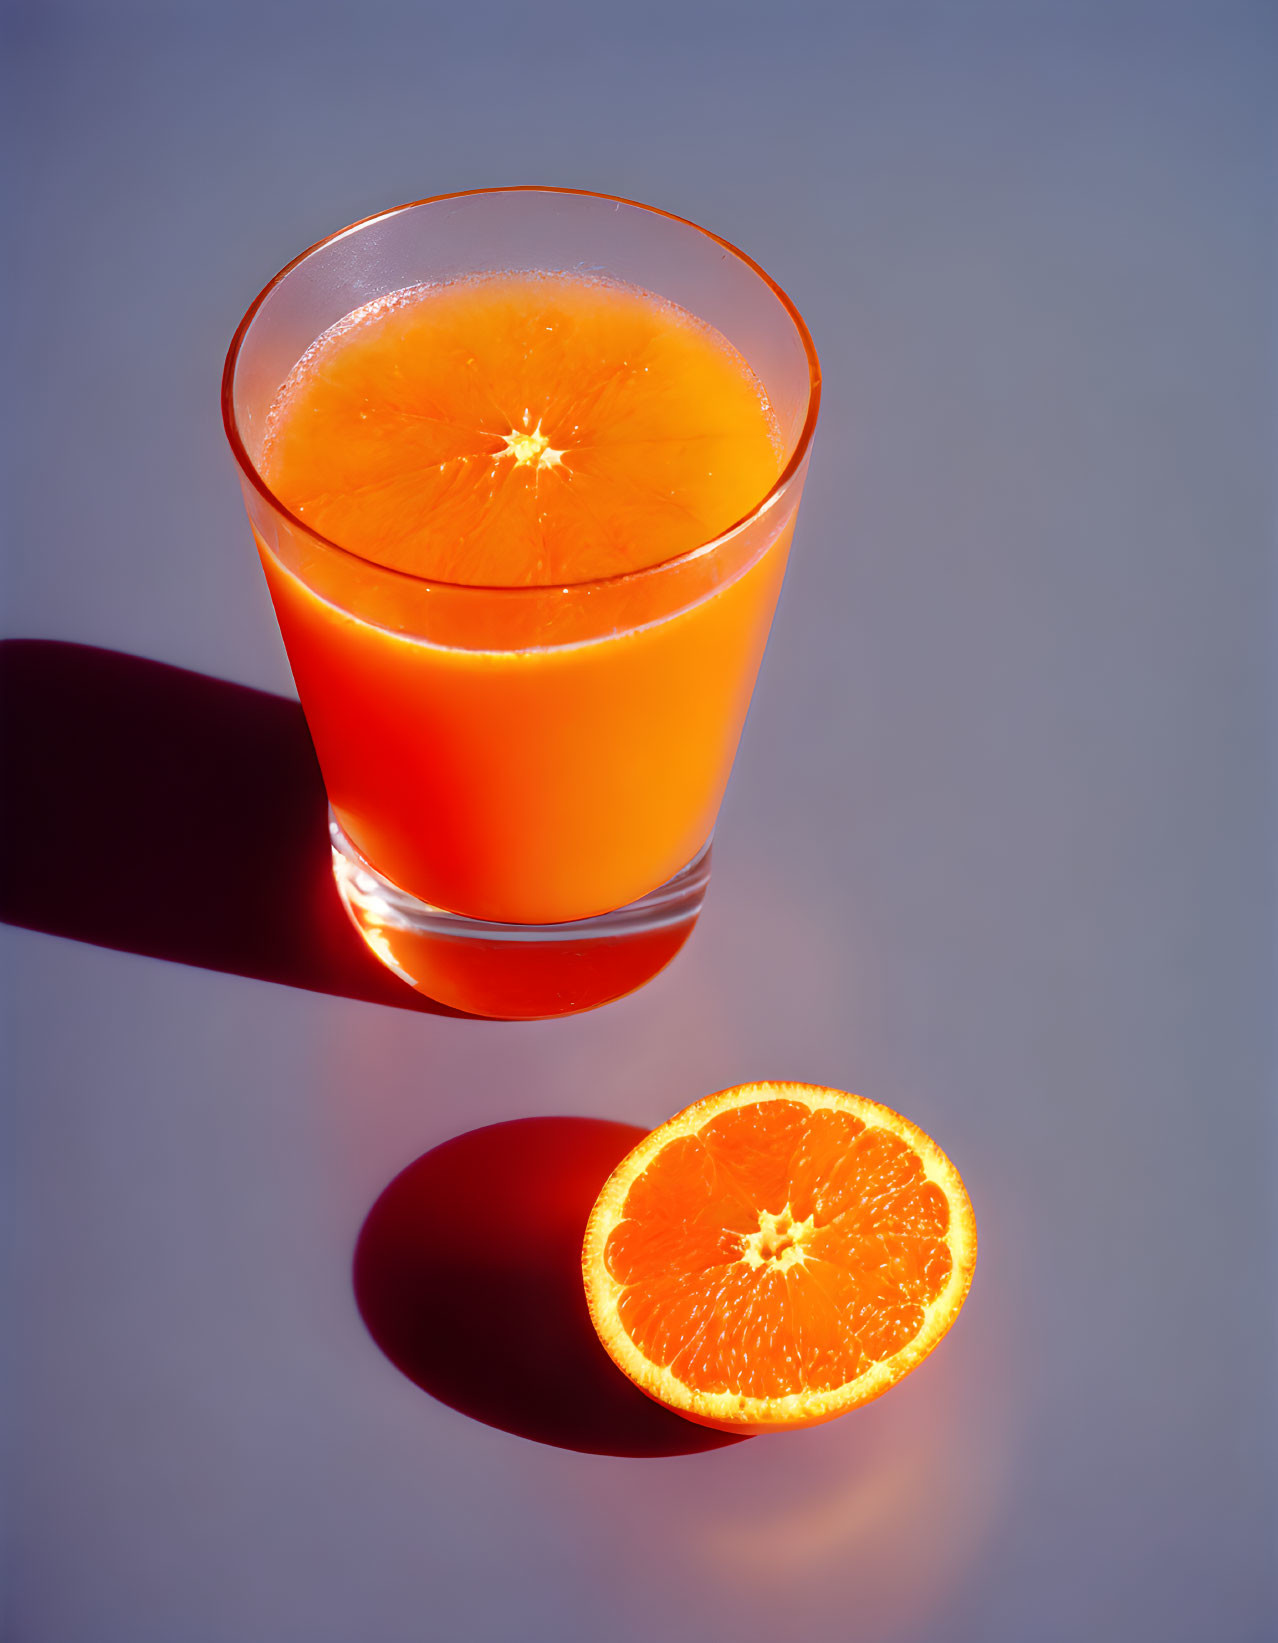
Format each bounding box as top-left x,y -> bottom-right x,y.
0,638 -> 461,1013
353,1117 -> 747,1457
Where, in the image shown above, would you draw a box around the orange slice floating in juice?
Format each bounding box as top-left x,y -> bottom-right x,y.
582,1083 -> 977,1432
262,272 -> 783,587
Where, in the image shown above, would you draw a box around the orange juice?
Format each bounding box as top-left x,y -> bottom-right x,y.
257,272 -> 791,925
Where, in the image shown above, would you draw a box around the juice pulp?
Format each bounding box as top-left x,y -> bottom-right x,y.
260,273 -> 791,925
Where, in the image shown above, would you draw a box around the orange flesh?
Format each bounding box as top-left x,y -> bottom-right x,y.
257,275 -> 791,924
602,1099 -> 958,1404
264,272 -> 783,586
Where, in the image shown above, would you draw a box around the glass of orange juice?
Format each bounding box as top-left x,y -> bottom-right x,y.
223,188 -> 820,1018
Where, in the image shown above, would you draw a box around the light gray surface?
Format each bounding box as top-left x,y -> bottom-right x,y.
5,4 -> 1275,1640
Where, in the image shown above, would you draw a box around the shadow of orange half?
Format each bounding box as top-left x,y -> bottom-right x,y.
352,1117 -> 746,1458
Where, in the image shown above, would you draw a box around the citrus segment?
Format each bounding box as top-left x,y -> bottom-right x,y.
261,273 -> 783,587
582,1083 -> 977,1431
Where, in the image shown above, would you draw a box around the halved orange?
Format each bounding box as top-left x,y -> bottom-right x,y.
262,272 -> 783,587
582,1083 -> 977,1432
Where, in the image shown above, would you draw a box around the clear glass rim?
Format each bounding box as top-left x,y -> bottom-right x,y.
221,185 -> 822,597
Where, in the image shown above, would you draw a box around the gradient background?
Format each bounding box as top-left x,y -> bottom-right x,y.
3,3 -> 1275,1640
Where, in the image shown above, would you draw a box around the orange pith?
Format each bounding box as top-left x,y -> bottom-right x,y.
261,271 -> 783,587
581,1084 -> 977,1432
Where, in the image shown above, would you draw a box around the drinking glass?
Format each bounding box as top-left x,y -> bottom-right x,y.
223,188 -> 820,1017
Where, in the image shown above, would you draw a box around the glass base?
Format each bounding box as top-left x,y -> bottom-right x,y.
330,812 -> 711,1019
